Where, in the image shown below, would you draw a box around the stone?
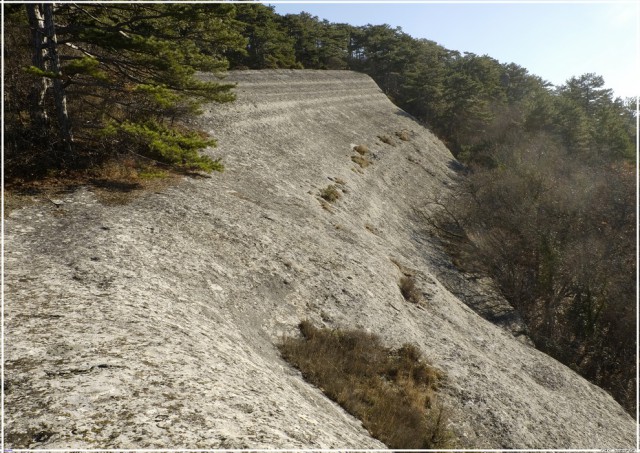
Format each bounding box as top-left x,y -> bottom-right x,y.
5,70 -> 635,449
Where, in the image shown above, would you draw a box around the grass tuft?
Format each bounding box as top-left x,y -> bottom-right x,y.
378,135 -> 395,146
353,144 -> 369,155
395,129 -> 411,141
278,321 -> 455,449
399,275 -> 422,304
351,155 -> 371,168
138,168 -> 168,180
320,184 -> 342,203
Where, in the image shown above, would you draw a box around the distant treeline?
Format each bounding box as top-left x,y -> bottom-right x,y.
228,6 -> 636,164
6,3 -> 636,414
7,3 -> 635,172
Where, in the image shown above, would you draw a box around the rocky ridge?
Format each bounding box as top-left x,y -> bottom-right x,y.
5,70 -> 635,449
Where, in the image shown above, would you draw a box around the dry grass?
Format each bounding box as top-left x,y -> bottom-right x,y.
395,129 -> 411,141
278,321 -> 455,449
4,157 -> 180,213
89,159 -> 179,205
319,184 -> 342,203
364,223 -> 380,235
399,276 -> 422,304
351,155 -> 371,168
378,135 -> 395,146
319,199 -> 334,212
353,144 -> 369,155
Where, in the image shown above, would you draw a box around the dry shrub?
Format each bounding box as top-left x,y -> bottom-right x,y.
378,135 -> 395,146
395,129 -> 411,141
4,153 -> 180,211
429,142 -> 637,414
399,276 -> 422,304
319,199 -> 334,212
278,321 -> 455,449
320,184 -> 341,203
351,155 -> 371,168
89,158 -> 177,205
89,157 -> 140,181
353,144 -> 369,155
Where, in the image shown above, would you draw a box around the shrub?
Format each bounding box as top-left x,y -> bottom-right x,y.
319,184 -> 341,202
395,129 -> 411,141
428,143 -> 637,414
278,321 -> 455,449
378,135 -> 394,146
399,275 -> 422,304
353,144 -> 369,155
319,199 -> 333,212
351,155 -> 371,168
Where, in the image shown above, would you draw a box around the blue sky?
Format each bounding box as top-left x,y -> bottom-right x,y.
268,1 -> 639,100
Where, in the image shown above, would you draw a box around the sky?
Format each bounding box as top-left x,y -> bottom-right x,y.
268,1 -> 639,100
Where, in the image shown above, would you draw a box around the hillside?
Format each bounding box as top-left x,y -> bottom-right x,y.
5,70 -> 635,449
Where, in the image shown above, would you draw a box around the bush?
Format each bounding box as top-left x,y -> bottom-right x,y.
399,276 -> 422,304
351,155 -> 371,168
428,142 -> 636,414
378,135 -> 394,146
395,129 -> 411,141
319,184 -> 342,203
353,144 -> 369,155
278,321 -> 455,449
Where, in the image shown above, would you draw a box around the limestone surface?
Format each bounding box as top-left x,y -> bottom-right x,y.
5,70 -> 635,449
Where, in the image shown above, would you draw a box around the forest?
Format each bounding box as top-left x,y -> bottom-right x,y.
5,4 -> 636,415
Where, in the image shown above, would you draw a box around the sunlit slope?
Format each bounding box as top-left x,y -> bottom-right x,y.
5,70 -> 634,449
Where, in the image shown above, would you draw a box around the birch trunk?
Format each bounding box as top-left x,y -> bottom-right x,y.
25,4 -> 50,134
43,3 -> 73,157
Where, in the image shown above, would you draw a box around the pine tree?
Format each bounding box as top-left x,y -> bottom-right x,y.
230,5 -> 299,69
281,12 -> 322,68
556,73 -> 634,160
16,3 -> 247,172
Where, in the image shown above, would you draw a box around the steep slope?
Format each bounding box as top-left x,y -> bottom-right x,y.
5,70 -> 635,449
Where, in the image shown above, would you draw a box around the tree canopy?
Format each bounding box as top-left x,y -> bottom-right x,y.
9,3 -> 634,175
7,3 -> 247,175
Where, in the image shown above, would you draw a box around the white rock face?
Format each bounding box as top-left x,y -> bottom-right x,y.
5,70 -> 635,449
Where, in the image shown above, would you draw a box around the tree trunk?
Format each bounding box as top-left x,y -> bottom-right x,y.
25,4 -> 50,134
42,3 -> 74,157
